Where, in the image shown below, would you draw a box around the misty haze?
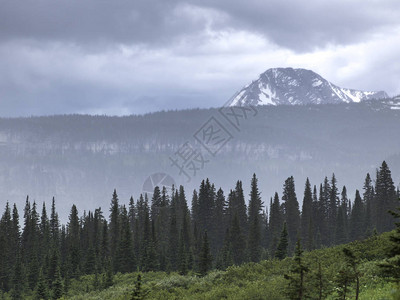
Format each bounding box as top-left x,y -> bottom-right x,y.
1,1 -> 400,299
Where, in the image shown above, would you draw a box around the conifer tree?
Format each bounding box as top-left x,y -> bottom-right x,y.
154,186 -> 170,271
269,192 -> 283,256
328,174 -> 339,242
235,181 -> 248,233
0,202 -> 12,291
85,246 -> 96,275
197,179 -> 215,235
191,189 -> 199,227
35,268 -> 49,300
375,161 -> 396,232
198,231 -> 212,276
50,197 -> 60,247
335,205 -> 347,245
178,229 -> 188,275
150,186 -> 162,220
47,248 -> 60,289
248,174 -> 263,262
350,190 -> 364,241
319,179 -> 330,245
275,222 -> 289,260
109,189 -> 120,266
218,228 -> 233,270
379,196 -> 400,282
141,211 -> 159,271
101,219 -> 109,267
284,239 -> 309,299
10,204 -> 20,270
213,188 -> 227,252
336,248 -> 360,300
116,205 -> 135,273
52,266 -> 63,300
282,176 -> 300,249
301,178 -> 313,249
309,261 -> 328,300
11,252 -> 23,300
103,258 -> 114,288
178,186 -> 190,227
363,174 -> 374,237
168,212 -> 179,271
67,204 -> 80,278
363,173 -> 374,220
128,196 -> 136,233
131,274 -> 144,300
340,186 -> 349,240
229,213 -> 246,265
40,202 -> 51,266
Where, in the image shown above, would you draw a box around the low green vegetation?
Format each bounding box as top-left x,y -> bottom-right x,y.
51,232 -> 396,299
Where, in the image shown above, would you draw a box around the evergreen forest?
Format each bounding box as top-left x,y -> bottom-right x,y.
0,161 -> 400,299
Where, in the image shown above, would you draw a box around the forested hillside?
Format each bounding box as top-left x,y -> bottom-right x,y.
0,161 -> 399,299
59,232 -> 398,299
1,99 -> 400,219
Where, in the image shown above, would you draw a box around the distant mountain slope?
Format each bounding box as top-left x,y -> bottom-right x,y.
0,99 -> 399,220
228,68 -> 388,106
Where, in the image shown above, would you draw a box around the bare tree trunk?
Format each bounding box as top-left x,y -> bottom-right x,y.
355,275 -> 359,300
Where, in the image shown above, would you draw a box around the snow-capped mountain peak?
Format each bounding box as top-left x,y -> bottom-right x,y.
228,68 -> 388,106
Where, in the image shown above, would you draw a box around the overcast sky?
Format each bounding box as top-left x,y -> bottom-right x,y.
1,0 -> 399,117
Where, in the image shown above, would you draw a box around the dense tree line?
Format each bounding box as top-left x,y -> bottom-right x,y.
0,161 -> 398,299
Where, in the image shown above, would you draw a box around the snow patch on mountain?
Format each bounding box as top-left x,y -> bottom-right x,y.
228,68 -> 388,106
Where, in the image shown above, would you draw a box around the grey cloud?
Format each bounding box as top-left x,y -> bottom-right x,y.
0,0 -> 202,47
192,0 -> 400,51
1,0 -> 399,52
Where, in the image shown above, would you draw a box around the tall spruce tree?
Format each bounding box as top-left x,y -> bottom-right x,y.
197,179 -> 215,236
168,211 -> 179,271
275,222 -> 289,260
335,205 -> 347,245
375,161 -> 397,232
67,204 -> 80,278
328,174 -> 339,242
248,174 -> 263,262
40,202 -> 51,261
379,196 -> 400,282
198,231 -> 212,277
11,252 -> 23,300
269,192 -> 283,256
319,179 -> 330,245
50,197 -> 60,248
0,202 -> 12,291
109,189 -> 120,267
284,239 -> 309,299
340,186 -> 349,239
213,188 -> 227,253
116,205 -> 135,273
229,213 -> 246,265
363,173 -> 374,236
35,268 -> 49,300
301,178 -> 313,249
282,176 -> 300,249
150,186 -> 162,221
350,190 -> 364,241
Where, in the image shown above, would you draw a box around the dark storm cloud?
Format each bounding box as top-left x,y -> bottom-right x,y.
0,0 -> 215,47
192,0 -> 400,51
1,0 -> 399,51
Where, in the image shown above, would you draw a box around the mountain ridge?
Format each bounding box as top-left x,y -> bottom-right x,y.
228,67 -> 388,106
